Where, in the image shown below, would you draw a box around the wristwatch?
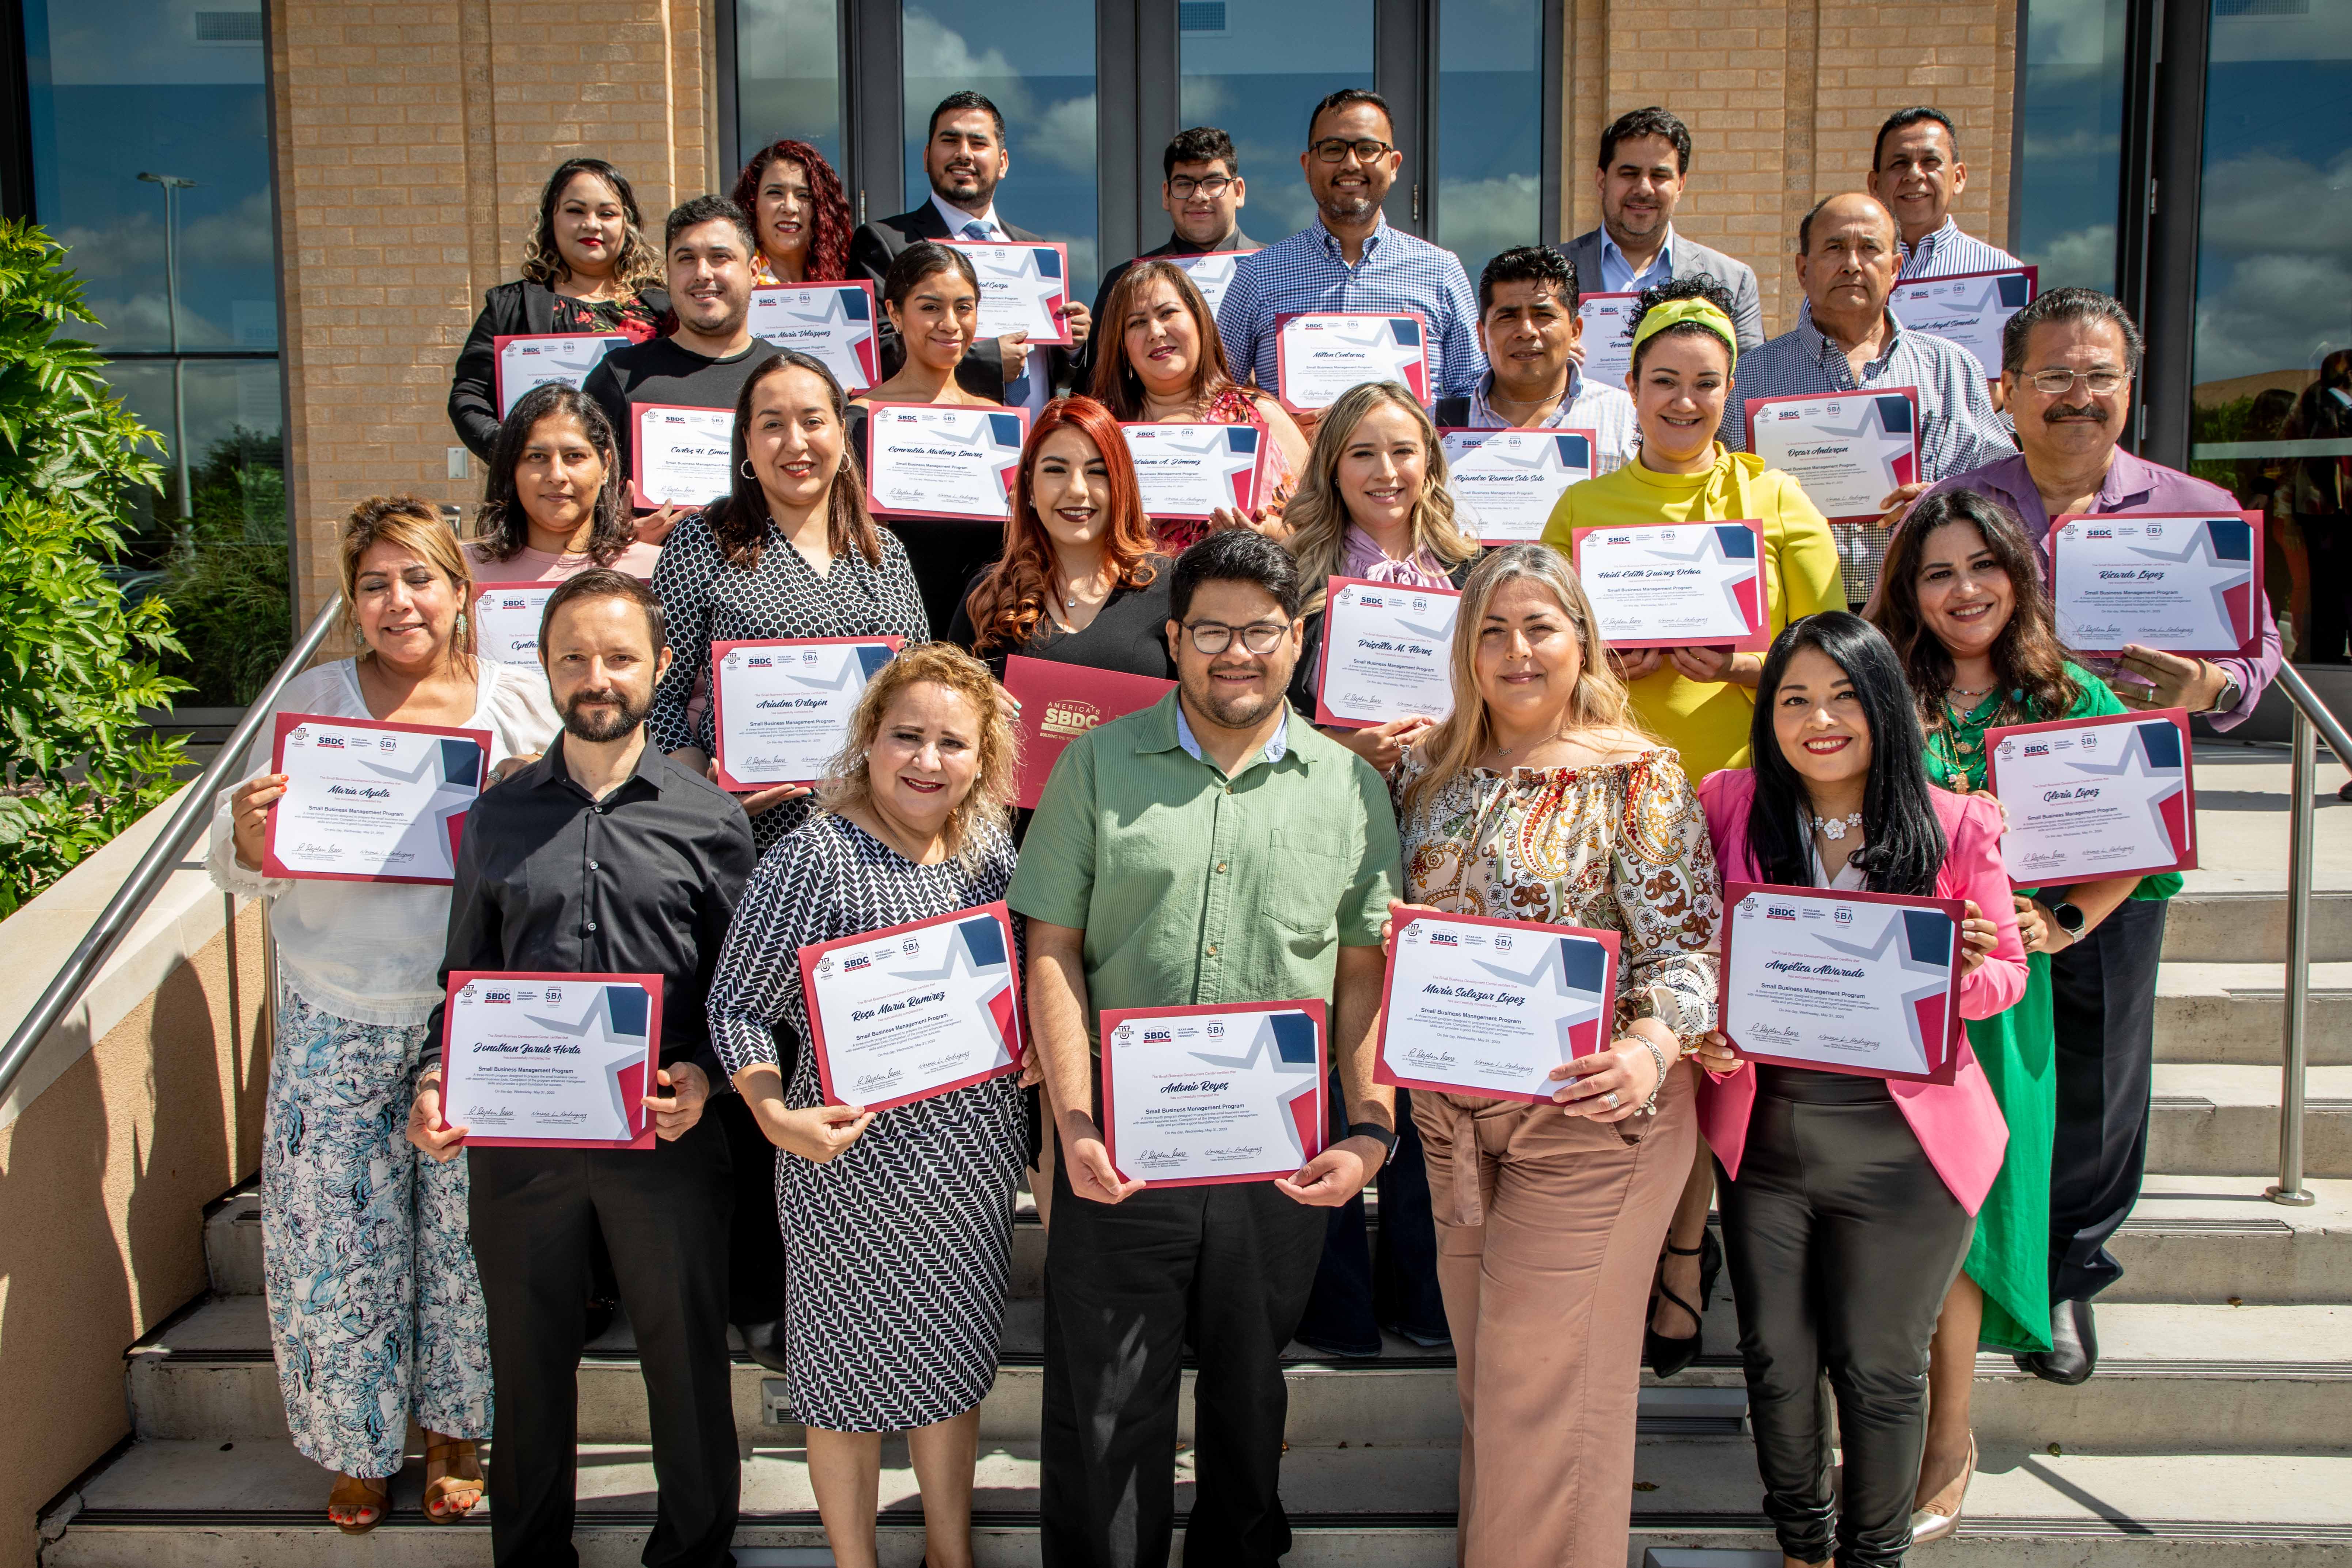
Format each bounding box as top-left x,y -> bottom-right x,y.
1346,1121 -> 1400,1166
2048,900 -> 2088,941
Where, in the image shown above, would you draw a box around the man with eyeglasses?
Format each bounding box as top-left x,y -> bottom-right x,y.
1078,126 -> 1259,383
1216,88 -> 1482,426
1011,528 -> 1402,1567
1912,285 -> 2283,1392
1562,106 -> 1765,355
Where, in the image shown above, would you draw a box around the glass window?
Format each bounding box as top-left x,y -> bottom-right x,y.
2188,1 -> 2352,665
2013,0 -> 2128,294
1180,1 -> 1374,247
736,0 -> 845,184
902,0 -> 1099,303
1435,0 -> 1542,282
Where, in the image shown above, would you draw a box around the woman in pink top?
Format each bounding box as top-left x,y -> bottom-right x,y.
1688,611 -> 2025,1568
464,381 -> 663,586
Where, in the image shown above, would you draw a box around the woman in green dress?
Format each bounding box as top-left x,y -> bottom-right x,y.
1872,487 -> 2171,1541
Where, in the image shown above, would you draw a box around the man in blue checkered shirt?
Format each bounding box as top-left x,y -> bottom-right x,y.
1214,88 -> 1482,429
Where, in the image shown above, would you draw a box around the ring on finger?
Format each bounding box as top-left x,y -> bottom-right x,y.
1602,1090 -> 1620,1109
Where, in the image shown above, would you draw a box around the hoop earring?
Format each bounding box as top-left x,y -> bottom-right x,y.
741,460 -> 756,479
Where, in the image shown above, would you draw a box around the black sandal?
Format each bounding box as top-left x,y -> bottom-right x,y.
1644,1228 -> 1721,1379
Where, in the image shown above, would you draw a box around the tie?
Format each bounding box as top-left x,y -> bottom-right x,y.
962,220 -> 995,241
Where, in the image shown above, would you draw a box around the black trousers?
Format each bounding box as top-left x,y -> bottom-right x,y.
2046,896 -> 2167,1305
468,1117 -> 739,1568
713,1092 -> 788,1338
1716,1077 -> 1974,1568
1294,1083 -> 1448,1352
1040,1127 -> 1327,1568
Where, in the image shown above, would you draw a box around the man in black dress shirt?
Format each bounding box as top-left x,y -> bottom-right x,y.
411,569 -> 755,1568
1078,125 -> 1259,386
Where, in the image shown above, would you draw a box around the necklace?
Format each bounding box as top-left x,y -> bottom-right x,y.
1810,810 -> 1863,841
1949,683 -> 1995,699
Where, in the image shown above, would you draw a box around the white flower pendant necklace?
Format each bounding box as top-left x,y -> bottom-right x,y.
1811,810 -> 1863,841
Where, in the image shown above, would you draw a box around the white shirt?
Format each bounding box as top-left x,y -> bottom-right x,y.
927,193 -> 1049,420
207,659 -> 559,1025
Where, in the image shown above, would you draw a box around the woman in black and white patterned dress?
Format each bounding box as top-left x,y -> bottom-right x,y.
708,642 -> 1028,1568
651,348 -> 931,855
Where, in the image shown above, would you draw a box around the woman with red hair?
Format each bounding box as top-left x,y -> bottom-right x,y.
948,395 -> 1175,685
732,138 -> 854,284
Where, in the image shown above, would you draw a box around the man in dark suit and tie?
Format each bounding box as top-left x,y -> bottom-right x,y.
850,90 -> 1092,417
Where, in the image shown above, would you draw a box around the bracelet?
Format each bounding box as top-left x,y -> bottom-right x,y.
1634,1036 -> 1672,1116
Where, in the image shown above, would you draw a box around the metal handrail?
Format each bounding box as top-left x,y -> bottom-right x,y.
2265,662 -> 2347,1208
0,602 -> 339,1107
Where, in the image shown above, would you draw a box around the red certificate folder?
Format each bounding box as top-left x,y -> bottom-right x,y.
795,901 -> 1025,1113
2046,510 -> 2266,659
1098,998 -> 1328,1188
1374,910 -> 1622,1106
1982,707 -> 2198,886
1004,656 -> 1175,809
263,712 -> 491,885
438,971 -> 664,1150
1716,880 -> 1965,1085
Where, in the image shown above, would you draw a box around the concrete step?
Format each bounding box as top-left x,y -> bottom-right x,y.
2150,1064 -> 2352,1177
2162,892 -> 2352,965
2154,964 -> 2352,1065
2099,1176 -> 2352,1305
125,1291 -> 2352,1455
42,1436 -> 2352,1567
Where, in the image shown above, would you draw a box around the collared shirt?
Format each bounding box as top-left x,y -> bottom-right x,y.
1175,702 -> 1290,767
1215,213 -> 1483,402
1599,224 -> 1676,295
928,192 -> 1051,419
1726,312 -> 2016,602
1901,216 -> 2023,280
930,192 -> 1005,240
1918,449 -> 2283,732
428,733 -> 758,1081
1008,690 -> 1402,1045
1465,365 -> 1639,475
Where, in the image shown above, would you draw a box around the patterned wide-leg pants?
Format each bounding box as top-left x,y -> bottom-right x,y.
261,984 -> 494,1477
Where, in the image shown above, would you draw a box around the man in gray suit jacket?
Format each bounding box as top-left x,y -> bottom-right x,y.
1562,106 -> 1764,353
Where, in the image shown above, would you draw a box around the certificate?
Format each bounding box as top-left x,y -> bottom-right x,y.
862,402 -> 1029,521
1572,520 -> 1771,651
1888,266 -> 2036,381
797,902 -> 1024,1113
1004,656 -> 1174,810
1577,292 -> 1642,394
1167,250 -> 1256,315
474,583 -> 557,667
1376,912 -> 1621,1104
1744,388 -> 1920,523
940,240 -> 1073,344
631,403 -> 735,509
1121,421 -> 1267,519
1985,708 -> 2198,886
1312,575 -> 1462,729
1718,881 -> 1963,1083
1100,999 -> 1327,1187
493,333 -> 630,419
1439,426 -> 1598,545
710,636 -> 903,790
440,971 -> 662,1149
263,712 -> 489,885
1274,312 -> 1431,411
748,281 -> 883,391
2048,510 -> 2265,657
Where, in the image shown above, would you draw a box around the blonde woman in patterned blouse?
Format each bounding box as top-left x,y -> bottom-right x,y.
1386,542 -> 1719,1568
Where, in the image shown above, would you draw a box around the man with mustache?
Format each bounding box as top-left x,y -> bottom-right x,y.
1562,106 -> 1764,356
410,570 -> 755,1568
1914,286 -> 2283,1387
850,90 -> 1092,421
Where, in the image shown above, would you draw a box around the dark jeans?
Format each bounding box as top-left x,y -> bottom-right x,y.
468,1119 -> 739,1568
2046,896 -> 2168,1304
1294,1082 -> 1448,1353
1716,1073 -> 1974,1568
1039,1125 -> 1327,1568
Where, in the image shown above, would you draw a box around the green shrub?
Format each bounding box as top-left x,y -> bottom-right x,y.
0,217 -> 191,917
161,429 -> 292,704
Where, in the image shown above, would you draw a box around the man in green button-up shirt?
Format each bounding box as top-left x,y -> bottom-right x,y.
1011,530 -> 1402,1567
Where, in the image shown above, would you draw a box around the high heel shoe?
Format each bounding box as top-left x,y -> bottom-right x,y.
1909,1431 -> 1976,1545
1643,1227 -> 1721,1379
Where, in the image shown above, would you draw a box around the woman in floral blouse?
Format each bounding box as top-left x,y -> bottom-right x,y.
1386,542 -> 1719,1568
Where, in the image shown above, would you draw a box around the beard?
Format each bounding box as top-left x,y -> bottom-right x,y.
1181,661 -> 1288,732
561,683 -> 652,743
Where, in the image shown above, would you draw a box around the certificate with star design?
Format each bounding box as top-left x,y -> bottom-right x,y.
1571,520 -> 1771,651
263,712 -> 489,885
1273,312 -> 1431,411
939,240 -> 1074,344
1984,709 -> 2198,886
798,902 -> 1025,1113
2048,511 -> 2266,658
1888,266 -> 2036,381
863,402 -> 1029,521
1718,882 -> 1963,1084
1376,912 -> 1621,1104
1576,292 -> 1641,392
747,280 -> 883,391
1744,388 -> 1920,523
1167,250 -> 1256,315
493,332 -> 631,418
1312,576 -> 1463,729
1121,421 -> 1268,519
710,636 -> 904,791
1439,427 -> 1598,545
440,972 -> 664,1149
1100,1000 -> 1328,1188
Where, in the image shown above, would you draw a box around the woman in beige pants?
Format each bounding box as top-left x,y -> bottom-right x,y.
1386,545 -> 1719,1568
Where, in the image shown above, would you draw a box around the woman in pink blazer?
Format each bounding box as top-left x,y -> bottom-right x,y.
1688,611 -> 2026,1568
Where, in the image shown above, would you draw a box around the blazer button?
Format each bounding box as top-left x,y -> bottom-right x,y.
585,921 -> 599,932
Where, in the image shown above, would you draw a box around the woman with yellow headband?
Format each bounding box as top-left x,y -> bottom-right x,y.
1539,276 -> 1843,1379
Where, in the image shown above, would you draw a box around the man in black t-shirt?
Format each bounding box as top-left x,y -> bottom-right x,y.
583,194 -> 777,525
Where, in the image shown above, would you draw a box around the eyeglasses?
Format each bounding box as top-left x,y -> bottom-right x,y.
1311,137 -> 1393,165
1168,175 -> 1235,199
1183,619 -> 1290,655
2024,367 -> 2127,398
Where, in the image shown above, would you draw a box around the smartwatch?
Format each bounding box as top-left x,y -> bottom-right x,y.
1346,1121 -> 1400,1166
2048,900 -> 2088,941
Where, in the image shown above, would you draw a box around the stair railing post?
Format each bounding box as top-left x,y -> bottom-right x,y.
2268,702 -> 2317,1207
